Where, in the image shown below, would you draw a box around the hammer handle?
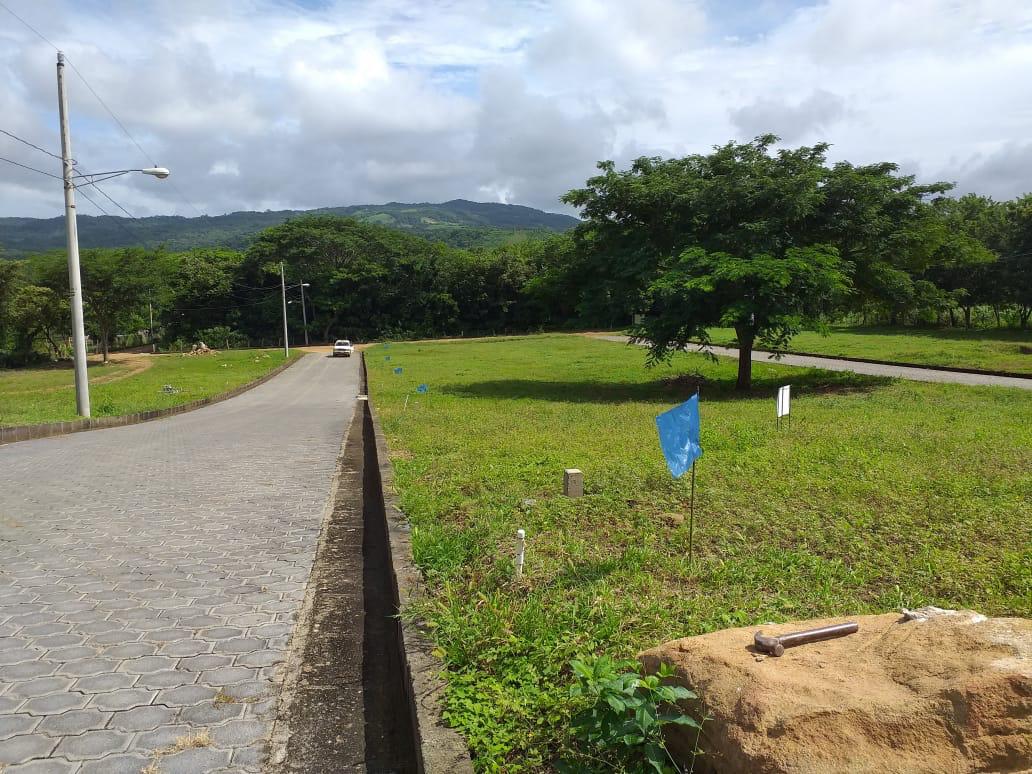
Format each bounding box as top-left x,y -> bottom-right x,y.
779,622 -> 858,648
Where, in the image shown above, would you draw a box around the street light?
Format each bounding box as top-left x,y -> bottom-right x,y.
299,282 -> 310,346
286,282 -> 312,347
57,52 -> 170,418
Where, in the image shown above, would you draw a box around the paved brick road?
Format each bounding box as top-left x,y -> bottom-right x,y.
0,353 -> 359,773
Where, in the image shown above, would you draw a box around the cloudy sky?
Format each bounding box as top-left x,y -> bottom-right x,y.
1,0 -> 1031,219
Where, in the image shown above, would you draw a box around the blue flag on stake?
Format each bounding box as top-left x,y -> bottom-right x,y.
416,384 -> 428,394
393,367 -> 402,375
655,394 -> 703,478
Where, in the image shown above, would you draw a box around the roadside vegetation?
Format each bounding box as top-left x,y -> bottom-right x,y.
0,349 -> 295,427
367,335 -> 1031,772
702,325 -> 1032,374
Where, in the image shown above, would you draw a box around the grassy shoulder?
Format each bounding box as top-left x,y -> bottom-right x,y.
367,334 -> 1031,773
0,349 -> 298,427
702,325 -> 1032,374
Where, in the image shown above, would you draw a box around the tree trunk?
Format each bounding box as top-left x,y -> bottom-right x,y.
993,306 -> 1002,328
322,311 -> 341,342
43,330 -> 60,360
101,332 -> 109,364
947,308 -> 956,327
963,306 -> 972,328
734,323 -> 753,391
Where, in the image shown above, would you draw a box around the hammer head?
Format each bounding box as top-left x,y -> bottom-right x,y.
753,631 -> 785,656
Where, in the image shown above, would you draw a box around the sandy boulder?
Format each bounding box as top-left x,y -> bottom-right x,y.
640,610 -> 1031,773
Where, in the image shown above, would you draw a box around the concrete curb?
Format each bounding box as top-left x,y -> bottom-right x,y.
0,354 -> 302,447
361,353 -> 475,774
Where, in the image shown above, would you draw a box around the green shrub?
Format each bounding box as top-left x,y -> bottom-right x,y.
559,657 -> 701,774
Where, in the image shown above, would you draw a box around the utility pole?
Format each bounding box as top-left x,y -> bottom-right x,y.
280,262 -> 289,357
57,52 -> 90,418
300,282 -> 309,346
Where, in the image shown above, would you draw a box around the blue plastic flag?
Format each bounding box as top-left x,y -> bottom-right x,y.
385,355 -> 391,362
393,367 -> 403,375
416,384 -> 428,394
655,394 -> 703,478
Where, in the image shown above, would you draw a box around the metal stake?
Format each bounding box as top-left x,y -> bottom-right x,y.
688,459 -> 696,567
280,262 -> 289,357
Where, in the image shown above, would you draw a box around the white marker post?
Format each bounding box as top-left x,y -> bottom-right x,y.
515,529 -> 526,582
776,384 -> 791,429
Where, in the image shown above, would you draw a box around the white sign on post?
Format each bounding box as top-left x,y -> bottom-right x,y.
776,384 -> 791,420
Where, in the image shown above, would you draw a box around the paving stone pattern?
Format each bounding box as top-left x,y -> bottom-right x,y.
0,354 -> 358,773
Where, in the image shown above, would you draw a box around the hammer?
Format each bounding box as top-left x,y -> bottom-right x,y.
753,621 -> 859,656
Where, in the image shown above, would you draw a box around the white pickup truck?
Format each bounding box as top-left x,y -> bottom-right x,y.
332,339 -> 354,357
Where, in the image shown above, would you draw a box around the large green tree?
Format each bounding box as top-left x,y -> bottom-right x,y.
8,284 -> 68,360
812,161 -> 952,322
158,248 -> 243,344
563,136 -> 854,389
79,248 -> 159,362
1002,195 -> 1032,328
0,258 -> 20,351
242,215 -> 463,342
925,195 -> 1004,326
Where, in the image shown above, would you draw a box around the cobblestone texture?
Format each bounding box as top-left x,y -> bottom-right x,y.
0,354 -> 357,772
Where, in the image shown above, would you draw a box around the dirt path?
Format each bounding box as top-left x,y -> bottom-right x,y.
2,352 -> 155,395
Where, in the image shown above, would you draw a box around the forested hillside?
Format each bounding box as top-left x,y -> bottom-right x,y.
0,199 -> 579,257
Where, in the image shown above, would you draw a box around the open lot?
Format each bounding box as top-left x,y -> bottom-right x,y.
367,334 -> 1032,772
702,325 -> 1032,374
0,349 -> 297,427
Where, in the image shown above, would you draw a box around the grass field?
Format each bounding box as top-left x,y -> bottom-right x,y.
0,349 -> 296,427
367,335 -> 1032,772
701,325 -> 1032,374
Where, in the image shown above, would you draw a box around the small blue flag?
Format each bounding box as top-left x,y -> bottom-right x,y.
655,394 -> 703,478
383,343 -> 390,348
416,384 -> 428,394
393,367 -> 402,375
385,355 -> 391,362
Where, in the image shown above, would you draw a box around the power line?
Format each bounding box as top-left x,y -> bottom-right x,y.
0,0 -> 206,218
0,154 -> 62,179
76,176 -> 138,220
0,128 -> 64,162
168,295 -> 281,314
75,187 -> 112,217
0,0 -> 61,49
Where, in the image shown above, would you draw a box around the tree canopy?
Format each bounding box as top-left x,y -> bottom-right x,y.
561,136 -> 1008,388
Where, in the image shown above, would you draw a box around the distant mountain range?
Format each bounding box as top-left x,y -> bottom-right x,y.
0,199 -> 581,258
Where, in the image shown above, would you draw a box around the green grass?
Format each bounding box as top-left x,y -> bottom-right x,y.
0,350 -> 297,427
702,325 -> 1032,374
367,334 -> 1032,773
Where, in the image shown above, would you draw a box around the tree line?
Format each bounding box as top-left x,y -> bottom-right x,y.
1,135 -> 1029,378
0,217 -> 579,366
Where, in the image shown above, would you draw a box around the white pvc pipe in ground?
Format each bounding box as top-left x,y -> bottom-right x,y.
515,529 -> 526,581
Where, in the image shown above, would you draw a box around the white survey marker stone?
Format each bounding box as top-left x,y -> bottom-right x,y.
563,468 -> 583,497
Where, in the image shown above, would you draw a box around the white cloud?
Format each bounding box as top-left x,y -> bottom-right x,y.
0,0 -> 1031,220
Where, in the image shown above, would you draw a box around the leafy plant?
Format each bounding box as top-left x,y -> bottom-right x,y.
559,656 -> 701,773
